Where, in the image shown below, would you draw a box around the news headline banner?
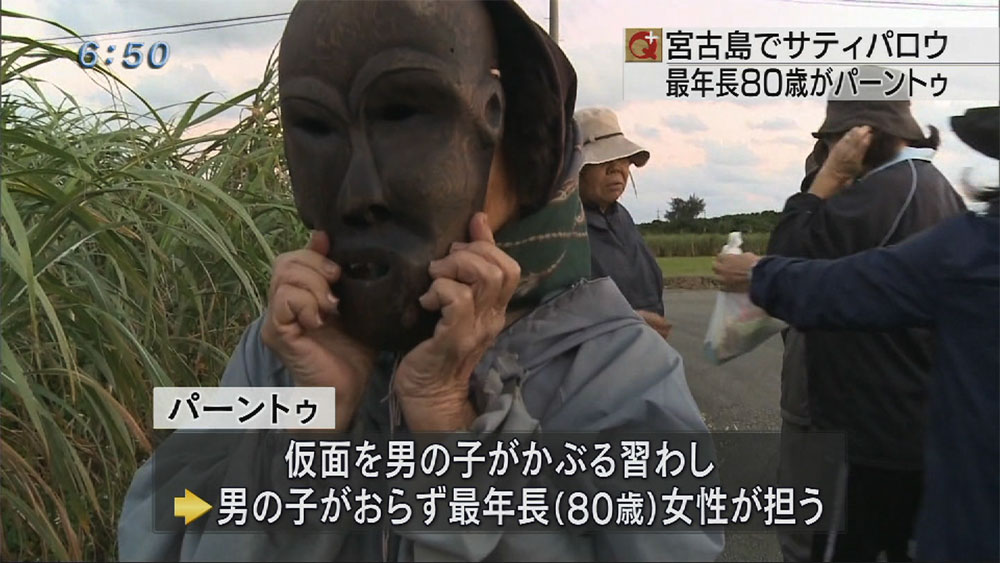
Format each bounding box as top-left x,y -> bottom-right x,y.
152,431 -> 845,534
622,28 -> 1000,101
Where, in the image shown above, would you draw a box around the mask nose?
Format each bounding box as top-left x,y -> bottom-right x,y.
337,136 -> 391,229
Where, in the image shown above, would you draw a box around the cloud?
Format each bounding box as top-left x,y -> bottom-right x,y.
132,62 -> 228,110
702,141 -> 760,167
773,135 -> 807,146
634,125 -> 661,140
25,0 -> 294,51
567,43 -> 626,109
749,117 -> 797,131
623,164 -> 792,221
661,114 -> 708,133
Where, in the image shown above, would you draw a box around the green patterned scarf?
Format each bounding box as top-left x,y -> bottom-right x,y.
494,140 -> 591,309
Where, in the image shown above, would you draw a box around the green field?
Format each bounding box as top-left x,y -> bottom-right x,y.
657,256 -> 715,277
643,232 -> 769,257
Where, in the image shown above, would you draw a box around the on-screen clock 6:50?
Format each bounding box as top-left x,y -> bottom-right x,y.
78,41 -> 170,69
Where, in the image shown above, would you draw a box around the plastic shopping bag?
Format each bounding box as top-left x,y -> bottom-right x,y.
704,232 -> 786,365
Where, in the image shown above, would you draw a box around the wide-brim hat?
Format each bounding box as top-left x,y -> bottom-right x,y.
574,107 -> 650,167
812,100 -> 925,141
951,106 -> 999,160
812,65 -> 925,141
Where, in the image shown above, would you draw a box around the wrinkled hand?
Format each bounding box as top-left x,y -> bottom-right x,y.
637,310 -> 673,340
810,125 -> 872,199
261,231 -> 376,430
713,252 -> 762,292
393,212 -> 521,432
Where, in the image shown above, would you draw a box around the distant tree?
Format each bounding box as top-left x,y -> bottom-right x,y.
665,194 -> 706,223
638,209 -> 782,235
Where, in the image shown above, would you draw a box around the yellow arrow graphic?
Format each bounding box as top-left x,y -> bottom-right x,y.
174,489 -> 212,525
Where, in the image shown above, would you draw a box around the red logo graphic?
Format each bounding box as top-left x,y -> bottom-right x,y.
628,29 -> 661,61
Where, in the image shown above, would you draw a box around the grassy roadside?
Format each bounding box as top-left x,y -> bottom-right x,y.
658,256 -> 722,290
657,256 -> 714,277
644,232 -> 769,257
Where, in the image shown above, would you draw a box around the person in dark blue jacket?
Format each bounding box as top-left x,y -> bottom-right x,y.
714,106 -> 999,562
575,107 -> 672,340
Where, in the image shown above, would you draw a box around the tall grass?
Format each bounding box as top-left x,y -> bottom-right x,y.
1,11 -> 301,560
643,232 -> 770,257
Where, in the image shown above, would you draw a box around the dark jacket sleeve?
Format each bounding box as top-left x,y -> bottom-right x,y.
767,161 -> 964,259
767,188 -> 902,259
750,221 -> 950,330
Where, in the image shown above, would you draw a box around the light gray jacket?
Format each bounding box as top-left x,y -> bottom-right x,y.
119,278 -> 723,561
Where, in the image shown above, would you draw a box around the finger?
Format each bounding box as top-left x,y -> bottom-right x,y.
271,285 -> 325,330
712,255 -> 732,273
271,250 -> 341,298
307,230 -> 330,255
469,212 -> 495,244
856,129 -> 873,150
837,127 -> 865,146
850,126 -> 873,147
419,278 -> 476,335
428,251 -> 503,310
271,262 -> 339,314
447,241 -> 521,302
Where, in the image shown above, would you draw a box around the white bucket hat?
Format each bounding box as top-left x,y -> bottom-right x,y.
575,107 -> 650,168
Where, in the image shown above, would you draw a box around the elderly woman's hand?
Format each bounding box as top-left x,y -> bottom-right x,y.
393,212 -> 521,432
810,125 -> 872,199
713,252 -> 762,293
261,231 -> 376,431
637,310 -> 673,340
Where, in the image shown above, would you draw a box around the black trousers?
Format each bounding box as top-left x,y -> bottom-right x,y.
813,464 -> 923,562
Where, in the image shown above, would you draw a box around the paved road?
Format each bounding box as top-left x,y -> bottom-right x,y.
664,289 -> 784,562
665,289 -> 783,433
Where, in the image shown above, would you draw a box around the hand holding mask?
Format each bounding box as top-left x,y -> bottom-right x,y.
260,231 -> 376,430
392,212 -> 520,432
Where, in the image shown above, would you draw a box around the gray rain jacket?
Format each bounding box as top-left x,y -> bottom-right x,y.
118,278 -> 723,562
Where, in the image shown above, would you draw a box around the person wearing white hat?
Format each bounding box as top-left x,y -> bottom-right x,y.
575,107 -> 671,339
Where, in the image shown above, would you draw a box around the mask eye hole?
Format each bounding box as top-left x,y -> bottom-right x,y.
485,93 -> 502,130
375,104 -> 419,122
295,117 -> 333,137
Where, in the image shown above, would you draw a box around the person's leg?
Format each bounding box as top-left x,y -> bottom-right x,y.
827,464 -> 884,562
880,469 -> 922,562
777,420 -> 815,562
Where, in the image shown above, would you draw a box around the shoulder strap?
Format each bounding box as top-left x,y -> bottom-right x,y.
878,159 -> 920,247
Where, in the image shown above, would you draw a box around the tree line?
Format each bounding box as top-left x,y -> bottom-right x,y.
639,194 -> 781,234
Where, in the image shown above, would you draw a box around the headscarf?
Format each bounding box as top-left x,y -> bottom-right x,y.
486,0 -> 591,309
495,127 -> 590,308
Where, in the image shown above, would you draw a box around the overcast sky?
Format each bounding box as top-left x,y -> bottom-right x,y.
5,0 -> 998,221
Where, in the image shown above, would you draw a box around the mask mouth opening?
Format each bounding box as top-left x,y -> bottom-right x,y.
344,261 -> 391,281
